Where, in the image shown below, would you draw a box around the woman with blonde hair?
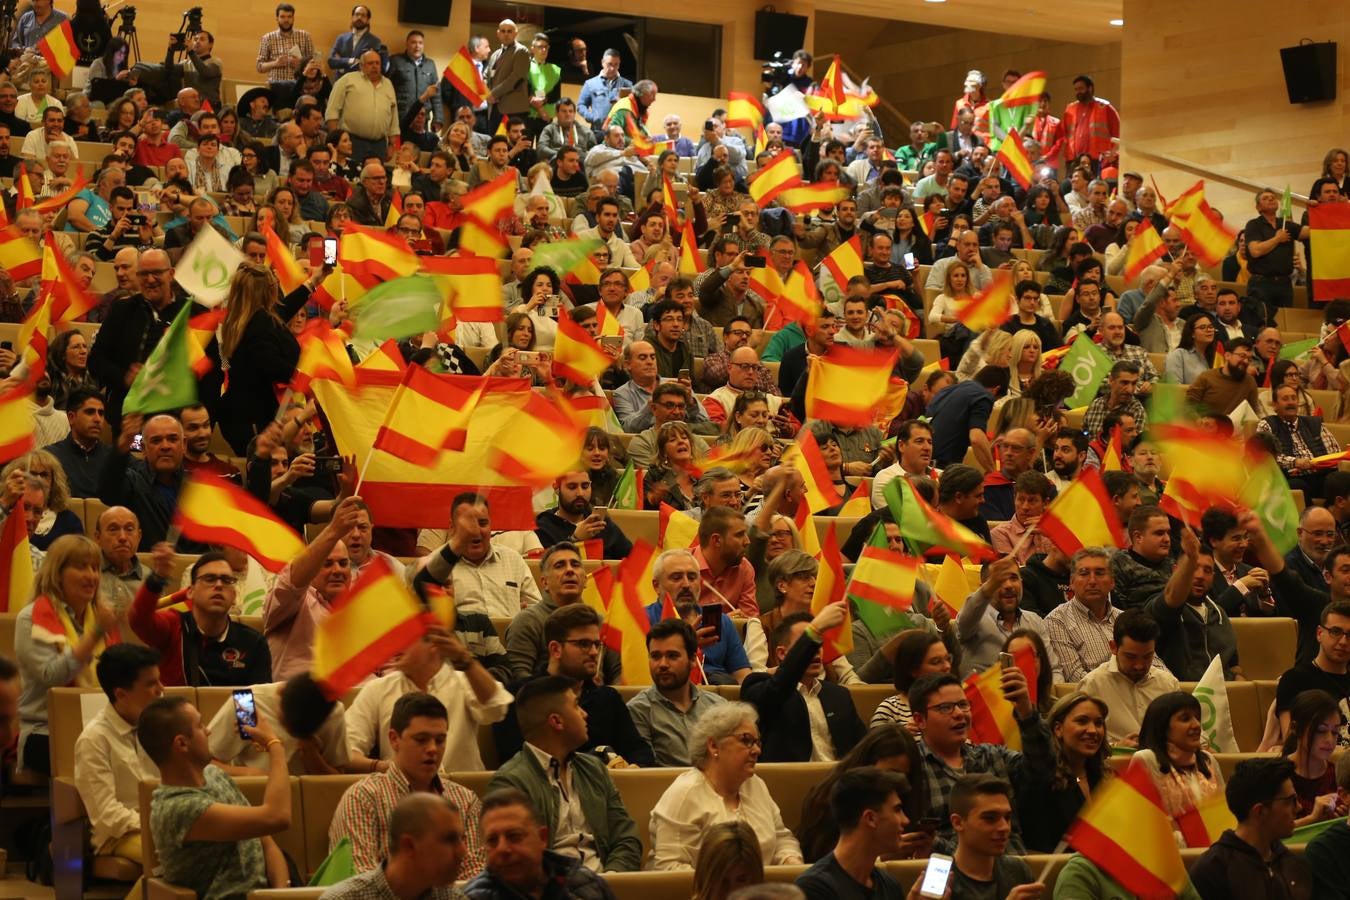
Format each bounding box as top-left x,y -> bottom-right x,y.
956,328 -> 1013,380
725,426 -> 776,515
928,260 -> 972,335
213,264 -> 300,453
1002,329 -> 1043,404
1,451 -> 82,548
1020,690 -> 1111,852
14,534 -> 120,773
691,821 -> 764,900
645,421 -> 698,510
439,120 -> 477,176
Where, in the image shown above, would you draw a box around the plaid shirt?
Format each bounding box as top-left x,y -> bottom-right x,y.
1081,395 -> 1147,440
917,712 -> 1053,853
1101,342 -> 1158,384
1255,416 -> 1341,473
329,766 -> 486,878
1044,598 -> 1120,682
256,28 -> 316,83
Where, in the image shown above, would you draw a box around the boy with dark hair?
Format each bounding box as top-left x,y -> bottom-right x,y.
796,767 -> 910,900
205,672 -> 348,775
949,775 -> 1041,898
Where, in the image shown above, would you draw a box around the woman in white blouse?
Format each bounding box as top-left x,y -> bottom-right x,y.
927,261 -> 972,336
648,702 -> 804,871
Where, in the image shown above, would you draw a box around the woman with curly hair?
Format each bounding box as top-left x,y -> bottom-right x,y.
1019,690 -> 1111,852
48,329 -> 98,410
2,451 -> 84,549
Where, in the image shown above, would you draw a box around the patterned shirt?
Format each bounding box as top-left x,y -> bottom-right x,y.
700,350 -> 777,393
319,865 -> 468,900
256,28 -> 316,83
1255,416 -> 1341,472
150,766 -> 266,900
1101,342 -> 1159,384
1044,598 -> 1121,682
1081,395 -> 1148,440
329,766 -> 486,879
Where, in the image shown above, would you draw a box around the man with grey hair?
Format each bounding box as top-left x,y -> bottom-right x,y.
1044,547 -> 1120,681
348,162 -> 393,227
1071,178 -> 1112,230
642,547 -> 751,684
606,78 -> 657,133
323,792 -> 471,899
326,49 -> 399,164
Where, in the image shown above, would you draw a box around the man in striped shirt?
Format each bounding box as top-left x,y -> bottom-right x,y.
330,692 -> 487,879
256,3 -> 316,84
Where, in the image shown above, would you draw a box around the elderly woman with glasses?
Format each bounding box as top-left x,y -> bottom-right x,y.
644,421 -> 699,510
648,701 -> 803,870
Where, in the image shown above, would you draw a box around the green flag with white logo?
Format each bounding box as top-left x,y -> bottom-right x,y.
1058,333 -> 1114,409
122,304 -> 197,416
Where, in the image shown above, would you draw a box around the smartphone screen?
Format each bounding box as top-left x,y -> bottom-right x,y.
700,604 -> 722,634
903,252 -> 917,270
919,854 -> 953,899
744,256 -> 767,268
232,689 -> 257,740
129,433 -> 144,453
323,237 -> 339,266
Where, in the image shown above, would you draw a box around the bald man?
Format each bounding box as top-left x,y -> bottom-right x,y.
325,793 -> 469,899
485,19 -> 531,130
98,413 -> 206,552
96,505 -> 143,611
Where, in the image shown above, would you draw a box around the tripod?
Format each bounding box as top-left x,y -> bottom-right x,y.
115,7 -> 139,64
0,0 -> 18,61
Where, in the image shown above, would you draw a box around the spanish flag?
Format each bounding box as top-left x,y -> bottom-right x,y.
358,340 -> 406,373
846,545 -> 918,611
821,236 -> 865,292
661,176 -> 681,232
0,226 -> 40,281
778,262 -> 822,326
808,528 -> 851,663
373,364 -> 481,463
611,541 -> 655,685
775,183 -> 851,215
489,391 -> 589,487
187,308 -> 224,377
805,344 -> 899,428
383,190 -> 404,229
13,163 -> 35,211
1310,202 -> 1350,301
595,299 -> 623,338
458,215 -> 509,258
291,320 -> 356,393
628,260 -> 652,294
931,553 -> 971,618
819,55 -> 847,107
994,129 -> 1034,190
37,19 -> 78,81
1100,425 -> 1125,471
884,476 -> 996,562
173,474 -> 306,572
724,92 -> 765,130
310,264 -> 369,311
553,312 -> 611,385
1036,467 -> 1126,558
15,291 -> 50,384
32,169 -> 88,214
1178,201 -> 1238,267
963,662 -> 1021,750
339,223 -> 419,283
954,269 -> 1013,331
0,496 -> 32,612
747,150 -> 802,208
1123,219 -> 1168,282
794,493 -> 822,558
264,225 -> 308,293
659,502 -> 700,550
422,255 -> 503,322
997,70 -> 1047,107
1068,760 -> 1190,899
1156,426 -> 1249,528
678,221 -> 705,275
838,478 -> 872,518
461,170 -> 518,227
42,235 -> 96,323
782,430 -> 845,513
312,557 -> 428,700
624,117 -> 670,156
443,45 -> 488,108
1175,790 -> 1237,849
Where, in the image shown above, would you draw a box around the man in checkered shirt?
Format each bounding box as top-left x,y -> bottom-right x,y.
256,3 -> 316,84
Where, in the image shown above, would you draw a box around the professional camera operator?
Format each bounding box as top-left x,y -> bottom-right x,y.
761,50 -> 815,146
168,20 -> 221,111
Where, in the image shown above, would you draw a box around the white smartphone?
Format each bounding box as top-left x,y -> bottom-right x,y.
919,853 -> 954,899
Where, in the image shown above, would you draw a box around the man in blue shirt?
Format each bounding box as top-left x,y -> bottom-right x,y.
11,0 -> 67,50
927,366 -> 1008,469
576,49 -> 631,141
644,548 -> 752,684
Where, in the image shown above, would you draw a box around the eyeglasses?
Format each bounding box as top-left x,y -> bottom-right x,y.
1321,626 -> 1350,643
727,329 -> 752,338
726,732 -> 761,748
729,361 -> 757,370
396,226 -> 420,236
562,638 -> 603,652
195,573 -> 238,586
1270,792 -> 1300,807
927,700 -> 972,715
656,401 -> 687,411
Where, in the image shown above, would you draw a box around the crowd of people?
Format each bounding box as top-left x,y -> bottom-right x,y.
0,5 -> 1348,900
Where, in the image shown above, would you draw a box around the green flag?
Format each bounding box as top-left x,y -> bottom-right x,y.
1290,815 -> 1345,844
1244,452 -> 1299,554
528,237 -> 602,275
1279,337 -> 1319,360
883,476 -> 990,560
1279,184 -> 1293,222
849,521 -> 916,638
122,304 -> 197,416
308,837 -> 355,886
351,274 -> 445,341
611,457 -> 641,510
1058,333 -> 1114,409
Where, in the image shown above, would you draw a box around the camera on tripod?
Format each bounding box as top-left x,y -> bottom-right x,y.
168,6 -> 203,51
760,53 -> 792,89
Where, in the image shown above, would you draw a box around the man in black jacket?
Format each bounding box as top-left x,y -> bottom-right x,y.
98,413 -> 207,553
87,248 -> 189,430
741,602 -> 864,762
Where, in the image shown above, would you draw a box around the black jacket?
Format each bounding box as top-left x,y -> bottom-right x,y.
206,309 -> 301,455
741,629 -> 865,762
97,453 -> 208,553
1189,830 -> 1312,900
87,293 -> 190,427
533,509 -> 632,561
1019,553 -> 1070,616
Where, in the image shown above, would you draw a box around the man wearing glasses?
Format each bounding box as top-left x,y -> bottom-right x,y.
127,541 -> 272,686
347,162 -> 393,227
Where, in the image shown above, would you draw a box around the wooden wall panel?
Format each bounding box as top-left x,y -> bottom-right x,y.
1119,0 -> 1350,218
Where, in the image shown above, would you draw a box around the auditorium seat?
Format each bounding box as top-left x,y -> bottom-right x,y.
1,611 -> 14,657
1231,617 -> 1297,681
1309,388 -> 1342,420
608,509 -> 660,546
82,496 -> 109,538
846,684 -> 896,726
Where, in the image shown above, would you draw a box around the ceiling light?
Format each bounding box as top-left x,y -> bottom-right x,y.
924,0 -> 946,4
1109,18 -> 1124,25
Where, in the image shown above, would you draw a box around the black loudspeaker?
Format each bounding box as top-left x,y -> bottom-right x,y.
1280,41 -> 1337,104
754,11 -> 808,61
399,0 -> 452,27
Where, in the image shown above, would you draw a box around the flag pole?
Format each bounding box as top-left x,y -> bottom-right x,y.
1037,840 -> 1069,884
1007,523 -> 1039,561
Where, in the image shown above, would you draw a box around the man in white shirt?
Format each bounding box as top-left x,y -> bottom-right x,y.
75,644 -> 163,863
871,419 -> 940,509
576,196 -> 638,269
344,626 -> 511,773
206,674 -> 349,776
1078,608 -> 1179,746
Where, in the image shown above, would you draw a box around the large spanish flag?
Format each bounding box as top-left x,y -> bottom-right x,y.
0,226 -> 40,281
1036,467 -> 1126,558
782,430 -> 845,513
461,171 -> 518,227
422,255 -> 503,322
291,320 -> 356,394
724,92 -> 765,130
264,224 -> 307,293
339,223 -> 419,283
821,236 -> 865,291
805,344 -> 899,427
808,528 -> 851,663
0,496 -> 32,612
1123,219 -> 1168,282
775,183 -> 852,215
173,474 -> 306,572
443,46 -> 488,107
779,262 -> 823,326
963,663 -> 1021,750
552,313 -> 611,385
1310,202 -> 1350,301
457,215 -> 509,259
955,269 -> 1013,331
312,371 -> 539,531
1067,760 -> 1190,899
488,391 -> 590,487
373,363 -> 482,465
312,557 -> 428,700
747,150 -> 802,208
994,129 -> 1034,189
37,19 -> 78,80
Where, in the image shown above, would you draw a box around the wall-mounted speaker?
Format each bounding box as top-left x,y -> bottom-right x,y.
754,10 -> 808,62
399,0 -> 452,28
1280,41 -> 1337,104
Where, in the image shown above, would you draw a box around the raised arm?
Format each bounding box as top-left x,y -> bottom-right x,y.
184,717 -> 292,841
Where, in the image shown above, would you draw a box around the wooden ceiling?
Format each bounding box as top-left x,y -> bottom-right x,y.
813,0 -> 1125,45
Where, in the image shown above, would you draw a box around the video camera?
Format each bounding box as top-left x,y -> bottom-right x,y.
168,6 -> 203,51
761,52 -> 793,90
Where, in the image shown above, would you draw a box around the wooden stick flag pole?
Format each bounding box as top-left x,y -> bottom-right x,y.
1007,523 -> 1039,561
1038,840 -> 1068,884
